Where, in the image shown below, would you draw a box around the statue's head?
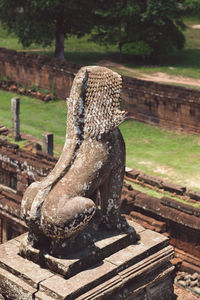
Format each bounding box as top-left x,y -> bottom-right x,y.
67,66 -> 125,138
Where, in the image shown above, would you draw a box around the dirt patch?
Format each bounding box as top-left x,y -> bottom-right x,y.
190,24 -> 200,29
139,72 -> 200,88
18,48 -> 50,52
97,59 -> 200,88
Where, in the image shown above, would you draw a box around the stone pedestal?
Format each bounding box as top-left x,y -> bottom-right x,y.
0,221 -> 175,300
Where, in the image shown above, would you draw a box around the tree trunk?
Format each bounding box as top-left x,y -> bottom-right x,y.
54,23 -> 65,59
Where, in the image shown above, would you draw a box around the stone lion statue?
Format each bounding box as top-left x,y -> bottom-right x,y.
21,66 -> 133,250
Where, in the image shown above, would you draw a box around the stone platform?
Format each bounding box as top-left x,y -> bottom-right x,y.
0,221 -> 175,299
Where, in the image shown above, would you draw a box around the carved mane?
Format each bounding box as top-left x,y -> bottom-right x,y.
67,66 -> 125,139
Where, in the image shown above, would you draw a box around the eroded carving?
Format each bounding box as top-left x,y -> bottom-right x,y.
21,66 -> 136,253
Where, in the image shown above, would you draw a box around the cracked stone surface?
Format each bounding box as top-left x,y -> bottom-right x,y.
175,271 -> 200,298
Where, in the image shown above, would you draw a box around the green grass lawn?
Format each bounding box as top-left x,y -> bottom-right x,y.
1,89 -> 200,191
121,120 -> 200,190
0,90 -> 66,155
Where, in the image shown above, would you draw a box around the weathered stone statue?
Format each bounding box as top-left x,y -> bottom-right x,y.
0,66 -> 175,300
21,66 -> 135,253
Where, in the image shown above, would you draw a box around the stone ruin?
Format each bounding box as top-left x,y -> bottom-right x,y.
21,66 -> 137,255
0,66 -> 175,299
0,136 -> 57,244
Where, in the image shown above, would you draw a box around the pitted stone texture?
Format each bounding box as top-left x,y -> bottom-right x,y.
105,229 -> 170,268
0,267 -> 36,300
38,230 -> 174,299
40,261 -> 117,299
0,238 -> 53,289
34,291 -> 56,300
21,66 -> 129,250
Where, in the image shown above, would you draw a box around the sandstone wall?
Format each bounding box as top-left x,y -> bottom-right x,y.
1,48 -> 200,134
0,48 -> 80,100
121,183 -> 200,264
122,76 -> 200,134
0,139 -> 56,195
0,138 -> 57,243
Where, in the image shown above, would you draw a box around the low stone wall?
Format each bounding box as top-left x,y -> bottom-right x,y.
125,169 -> 200,202
0,139 -> 56,195
0,189 -> 27,243
0,138 -> 56,243
122,76 -> 200,134
121,183 -> 200,264
0,48 -> 80,100
1,48 -> 200,134
124,169 -> 200,264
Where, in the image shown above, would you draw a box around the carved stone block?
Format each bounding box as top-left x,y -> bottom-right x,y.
0,221 -> 175,299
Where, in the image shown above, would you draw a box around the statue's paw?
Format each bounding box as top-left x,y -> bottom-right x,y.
49,232 -> 95,257
27,231 -> 51,250
100,215 -> 140,242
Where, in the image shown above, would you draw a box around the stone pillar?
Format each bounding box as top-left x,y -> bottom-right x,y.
11,98 -> 21,141
42,133 -> 54,156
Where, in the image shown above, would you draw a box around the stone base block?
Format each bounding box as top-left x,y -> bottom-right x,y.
0,221 -> 175,299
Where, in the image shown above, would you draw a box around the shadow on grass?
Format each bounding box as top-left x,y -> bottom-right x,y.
30,48 -> 200,72
65,51 -> 121,65
159,49 -> 200,69
27,50 -> 121,66
124,49 -> 200,70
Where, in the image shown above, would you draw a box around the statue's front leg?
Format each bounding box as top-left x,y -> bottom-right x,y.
99,164 -> 125,228
99,162 -> 134,234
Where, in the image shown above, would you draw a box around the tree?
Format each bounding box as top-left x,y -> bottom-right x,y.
184,0 -> 200,11
91,0 -> 185,59
184,0 -> 200,17
0,0 -> 95,59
